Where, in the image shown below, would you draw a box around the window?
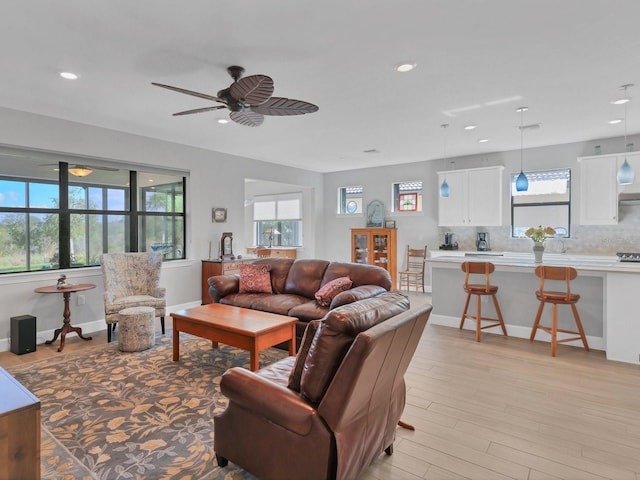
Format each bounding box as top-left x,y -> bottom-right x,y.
511,168 -> 571,238
392,181 -> 423,212
253,193 -> 302,247
337,185 -> 363,215
0,150 -> 186,274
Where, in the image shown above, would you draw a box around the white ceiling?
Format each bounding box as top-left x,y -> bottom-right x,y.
2,1 -> 640,173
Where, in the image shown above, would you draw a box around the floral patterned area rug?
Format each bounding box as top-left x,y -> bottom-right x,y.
8,332 -> 287,480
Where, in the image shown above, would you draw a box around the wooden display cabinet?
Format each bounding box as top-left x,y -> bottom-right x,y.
201,258 -> 255,304
351,228 -> 397,288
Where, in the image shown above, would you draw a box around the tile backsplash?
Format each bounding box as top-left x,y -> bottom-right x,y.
439,205 -> 640,255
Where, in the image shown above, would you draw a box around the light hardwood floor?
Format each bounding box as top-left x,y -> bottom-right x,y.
2,294 -> 639,480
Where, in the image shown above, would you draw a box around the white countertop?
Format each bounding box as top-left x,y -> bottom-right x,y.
428,251 -> 640,273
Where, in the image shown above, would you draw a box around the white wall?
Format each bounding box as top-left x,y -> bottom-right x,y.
0,107 -> 323,350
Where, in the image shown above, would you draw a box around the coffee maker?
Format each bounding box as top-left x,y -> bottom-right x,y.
476,232 -> 490,251
439,232 -> 458,250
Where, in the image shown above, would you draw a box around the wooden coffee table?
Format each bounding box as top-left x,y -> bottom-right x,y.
170,303 -> 297,371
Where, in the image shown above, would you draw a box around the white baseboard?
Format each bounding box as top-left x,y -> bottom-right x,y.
429,313 -> 604,351
0,300 -> 202,353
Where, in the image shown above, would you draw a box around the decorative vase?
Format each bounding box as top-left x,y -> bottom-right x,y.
533,241 -> 544,263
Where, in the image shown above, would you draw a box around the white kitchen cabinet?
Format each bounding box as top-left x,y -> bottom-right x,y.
437,166 -> 503,226
577,155 -> 618,225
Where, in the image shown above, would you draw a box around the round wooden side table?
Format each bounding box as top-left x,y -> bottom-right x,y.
34,283 -> 96,352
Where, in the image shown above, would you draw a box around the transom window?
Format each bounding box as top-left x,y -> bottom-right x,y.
392,180 -> 423,212
337,185 -> 363,215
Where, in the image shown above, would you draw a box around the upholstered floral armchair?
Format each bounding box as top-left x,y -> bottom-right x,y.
100,252 -> 166,342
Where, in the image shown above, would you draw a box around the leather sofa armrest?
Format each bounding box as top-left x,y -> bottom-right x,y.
330,284 -> 387,309
208,275 -> 240,303
220,367 -> 316,436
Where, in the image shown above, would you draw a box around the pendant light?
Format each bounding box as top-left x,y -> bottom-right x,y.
439,123 -> 450,198
617,84 -> 635,185
515,106 -> 529,192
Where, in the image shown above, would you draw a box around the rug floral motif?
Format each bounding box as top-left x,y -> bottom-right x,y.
8,332 -> 287,480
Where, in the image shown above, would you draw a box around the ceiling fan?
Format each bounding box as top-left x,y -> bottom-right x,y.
152,65 -> 319,127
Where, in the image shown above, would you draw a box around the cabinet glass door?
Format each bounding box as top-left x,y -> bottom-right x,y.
372,234 -> 389,269
353,234 -> 369,264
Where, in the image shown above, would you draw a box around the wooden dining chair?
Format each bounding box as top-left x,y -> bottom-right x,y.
459,261 -> 507,342
398,245 -> 427,292
530,265 -> 589,357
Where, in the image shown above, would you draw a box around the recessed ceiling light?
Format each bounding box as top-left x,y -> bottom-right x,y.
217,118 -> 229,124
59,72 -> 78,80
478,138 -> 489,143
395,62 -> 416,73
464,125 -> 477,130
609,119 -> 623,124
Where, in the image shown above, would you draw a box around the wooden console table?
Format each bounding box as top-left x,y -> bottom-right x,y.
0,367 -> 41,480
245,247 -> 297,259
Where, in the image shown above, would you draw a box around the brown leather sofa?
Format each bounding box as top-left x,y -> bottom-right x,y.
213,291 -> 432,480
208,258 -> 393,347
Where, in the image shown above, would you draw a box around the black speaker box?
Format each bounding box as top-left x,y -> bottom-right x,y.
10,315 -> 36,355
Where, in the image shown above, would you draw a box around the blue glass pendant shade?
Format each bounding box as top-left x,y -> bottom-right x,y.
617,158 -> 635,185
515,171 -> 529,191
440,179 -> 449,197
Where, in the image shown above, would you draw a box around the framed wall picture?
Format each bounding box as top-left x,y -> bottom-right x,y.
385,220 -> 396,228
366,200 -> 385,227
398,193 -> 417,211
212,207 -> 227,223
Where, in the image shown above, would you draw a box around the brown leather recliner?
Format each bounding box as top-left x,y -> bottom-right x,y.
214,292 -> 432,480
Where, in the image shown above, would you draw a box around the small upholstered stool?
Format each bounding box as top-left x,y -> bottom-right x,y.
118,306 -> 155,352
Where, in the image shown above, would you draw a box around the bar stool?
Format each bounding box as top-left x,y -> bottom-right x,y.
530,265 -> 589,357
459,261 -> 507,342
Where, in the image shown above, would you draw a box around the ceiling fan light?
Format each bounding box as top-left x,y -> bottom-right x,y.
68,167 -> 93,177
617,159 -> 635,185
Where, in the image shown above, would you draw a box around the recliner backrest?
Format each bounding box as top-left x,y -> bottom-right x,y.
318,302 -> 432,480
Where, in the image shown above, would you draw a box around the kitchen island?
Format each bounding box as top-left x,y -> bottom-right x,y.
428,252 -> 640,364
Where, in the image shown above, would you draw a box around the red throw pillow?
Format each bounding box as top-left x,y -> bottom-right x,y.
314,276 -> 353,306
239,263 -> 273,294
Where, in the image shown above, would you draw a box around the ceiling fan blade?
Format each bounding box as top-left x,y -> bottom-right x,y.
230,75 -> 274,105
173,106 -> 226,116
252,97 -> 319,116
230,110 -> 264,127
151,82 -> 222,103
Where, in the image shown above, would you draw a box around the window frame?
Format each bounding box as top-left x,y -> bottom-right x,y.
0,159 -> 187,274
392,180 -> 423,213
510,168 -> 571,238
